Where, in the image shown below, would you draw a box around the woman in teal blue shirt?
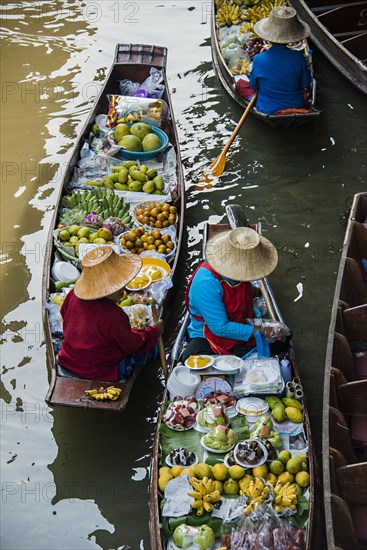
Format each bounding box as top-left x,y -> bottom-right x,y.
249,6 -> 312,115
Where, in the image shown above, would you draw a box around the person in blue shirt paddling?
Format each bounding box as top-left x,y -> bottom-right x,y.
236,7 -> 312,115
181,227 -> 289,362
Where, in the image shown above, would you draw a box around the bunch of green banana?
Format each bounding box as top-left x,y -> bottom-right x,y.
64,188 -> 132,225
216,1 -> 244,26
85,386 -> 122,401
188,476 -> 221,515
273,481 -> 298,513
242,477 -> 271,514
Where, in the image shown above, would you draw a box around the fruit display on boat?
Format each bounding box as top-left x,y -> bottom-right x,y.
85,160 -> 166,195
163,397 -> 199,431
60,187 -> 132,226
84,386 -> 122,401
119,227 -> 175,256
132,201 -> 177,227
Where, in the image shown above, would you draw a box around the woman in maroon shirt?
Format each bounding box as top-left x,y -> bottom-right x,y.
58,246 -> 163,382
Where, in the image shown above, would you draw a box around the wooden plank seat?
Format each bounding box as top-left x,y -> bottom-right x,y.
329,407 -> 358,464
333,332 -> 366,381
340,257 -> 367,307
343,303 -> 367,343
331,494 -> 361,550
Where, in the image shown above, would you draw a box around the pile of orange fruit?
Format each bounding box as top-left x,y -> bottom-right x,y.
134,202 -> 177,228
120,226 -> 175,255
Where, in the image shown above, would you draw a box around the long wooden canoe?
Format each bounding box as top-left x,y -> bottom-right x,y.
323,191 -> 367,549
288,0 -> 367,95
150,204 -> 318,549
211,0 -> 321,128
43,44 -> 185,411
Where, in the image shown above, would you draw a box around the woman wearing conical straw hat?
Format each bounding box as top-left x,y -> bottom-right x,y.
58,247 -> 163,381
182,227 -> 290,361
235,6 -> 312,115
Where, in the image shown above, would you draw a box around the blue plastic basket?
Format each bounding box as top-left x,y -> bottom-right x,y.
117,126 -> 169,161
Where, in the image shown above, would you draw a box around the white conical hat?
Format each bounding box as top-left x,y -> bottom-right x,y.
254,6 -> 310,44
205,227 -> 278,282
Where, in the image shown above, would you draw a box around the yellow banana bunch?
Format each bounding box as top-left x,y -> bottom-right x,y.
272,482 -> 298,513
239,474 -> 255,495
216,2 -> 244,26
215,0 -> 243,6
240,22 -> 255,34
242,0 -> 286,23
242,477 -> 271,514
188,477 -> 221,515
230,59 -> 252,75
85,386 -> 122,401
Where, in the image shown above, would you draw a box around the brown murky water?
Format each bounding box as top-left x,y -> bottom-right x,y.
1,1 -> 366,548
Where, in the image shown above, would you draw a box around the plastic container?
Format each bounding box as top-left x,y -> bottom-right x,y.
117,126 -> 169,161
280,358 -> 292,384
51,262 -> 80,282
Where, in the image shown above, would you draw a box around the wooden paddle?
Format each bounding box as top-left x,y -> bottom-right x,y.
151,304 -> 168,380
203,92 -> 258,180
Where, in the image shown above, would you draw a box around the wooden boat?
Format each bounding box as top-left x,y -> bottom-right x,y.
322,191 -> 367,550
288,0 -> 367,95
43,44 -> 185,411
211,0 -> 321,128
150,204 -> 318,549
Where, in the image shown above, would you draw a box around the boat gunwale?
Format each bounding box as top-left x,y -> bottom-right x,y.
322,191 -> 367,549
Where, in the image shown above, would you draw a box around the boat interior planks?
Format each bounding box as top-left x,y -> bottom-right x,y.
288,0 -> 367,94
323,192 -> 367,550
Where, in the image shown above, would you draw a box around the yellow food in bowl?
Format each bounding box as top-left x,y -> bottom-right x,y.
186,355 -> 211,368
126,274 -> 151,290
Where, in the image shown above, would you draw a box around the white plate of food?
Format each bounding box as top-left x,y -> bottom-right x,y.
236,397 -> 269,419
200,435 -> 236,454
214,355 -> 244,373
233,439 -> 268,468
185,355 -> 215,370
165,448 -> 199,467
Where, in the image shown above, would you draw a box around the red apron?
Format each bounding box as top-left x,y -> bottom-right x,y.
185,262 -> 255,355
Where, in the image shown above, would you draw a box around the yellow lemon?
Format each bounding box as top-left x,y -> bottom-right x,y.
277,471 -> 294,484
252,464 -> 268,479
158,472 -> 173,493
228,465 -> 246,480
295,471 -> 310,488
170,465 -> 184,478
212,463 -> 228,481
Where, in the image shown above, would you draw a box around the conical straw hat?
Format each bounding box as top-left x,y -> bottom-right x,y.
205,227 -> 278,282
74,246 -> 142,300
254,6 -> 310,44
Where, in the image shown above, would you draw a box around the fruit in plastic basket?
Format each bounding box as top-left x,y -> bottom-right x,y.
118,134 -> 143,152
142,133 -> 162,152
130,122 -> 152,141
114,123 -> 130,142
69,224 -> 81,236
96,227 -> 112,241
59,229 -> 70,241
77,227 -> 90,239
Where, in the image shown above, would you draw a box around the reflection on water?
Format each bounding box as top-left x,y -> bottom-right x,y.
1,1 -> 367,548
